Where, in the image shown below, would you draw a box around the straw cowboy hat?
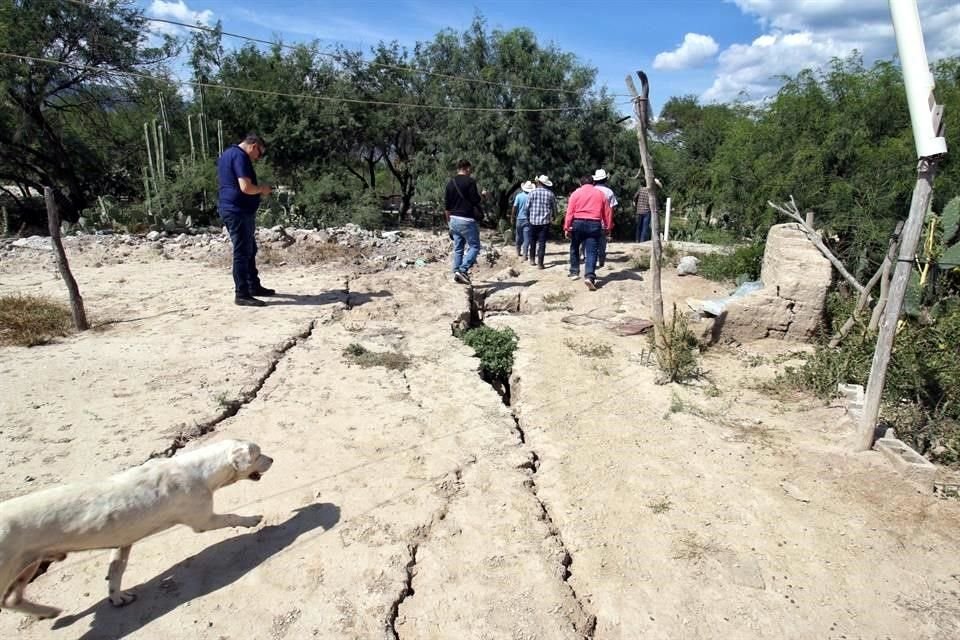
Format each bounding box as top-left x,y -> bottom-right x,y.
535,175 -> 553,187
592,168 -> 609,182
521,180 -> 535,192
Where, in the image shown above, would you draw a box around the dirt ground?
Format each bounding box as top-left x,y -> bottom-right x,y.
1,230 -> 959,640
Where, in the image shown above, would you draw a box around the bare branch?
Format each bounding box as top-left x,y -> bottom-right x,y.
768,198 -> 866,296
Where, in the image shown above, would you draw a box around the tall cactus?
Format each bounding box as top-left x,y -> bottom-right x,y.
905,196 -> 960,318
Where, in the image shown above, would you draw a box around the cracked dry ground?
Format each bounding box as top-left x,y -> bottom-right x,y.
2,235 -> 960,640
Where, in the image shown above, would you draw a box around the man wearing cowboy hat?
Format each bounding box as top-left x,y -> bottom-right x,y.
592,168 -> 618,268
512,180 -> 535,259
526,174 -> 557,269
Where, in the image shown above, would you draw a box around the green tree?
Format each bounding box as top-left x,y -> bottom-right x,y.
0,0 -> 173,222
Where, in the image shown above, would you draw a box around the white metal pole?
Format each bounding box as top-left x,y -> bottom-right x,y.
889,0 -> 947,158
663,197 -> 672,243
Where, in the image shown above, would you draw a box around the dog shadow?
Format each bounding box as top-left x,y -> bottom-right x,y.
53,502 -> 340,639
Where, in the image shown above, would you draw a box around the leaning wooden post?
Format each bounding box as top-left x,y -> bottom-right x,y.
44,187 -> 88,331
858,0 -> 948,450
625,70 -> 664,337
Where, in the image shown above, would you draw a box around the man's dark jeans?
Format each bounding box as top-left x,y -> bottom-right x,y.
220,209 -> 262,296
569,219 -> 603,279
636,213 -> 652,242
529,224 -> 549,265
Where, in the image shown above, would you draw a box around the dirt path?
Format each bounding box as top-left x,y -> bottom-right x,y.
1,233 -> 958,639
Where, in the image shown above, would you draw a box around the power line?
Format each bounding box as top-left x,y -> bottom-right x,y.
149,16 -> 597,96
64,0 -> 631,99
0,51 -> 589,113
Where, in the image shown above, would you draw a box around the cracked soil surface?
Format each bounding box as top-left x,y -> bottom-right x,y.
2,230 -> 960,639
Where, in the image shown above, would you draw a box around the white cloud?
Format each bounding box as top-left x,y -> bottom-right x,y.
653,33 -> 719,71
147,1 -> 214,37
705,0 -> 960,103
150,0 -> 213,25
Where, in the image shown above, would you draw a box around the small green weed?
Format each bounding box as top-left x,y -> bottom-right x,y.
631,254 -> 651,270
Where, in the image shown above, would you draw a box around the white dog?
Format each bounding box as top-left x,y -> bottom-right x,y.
0,439 -> 272,619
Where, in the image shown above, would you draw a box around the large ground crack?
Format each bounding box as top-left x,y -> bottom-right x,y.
450,293 -> 595,636
147,318 -> 317,459
384,462 -> 472,639
514,409 -> 597,638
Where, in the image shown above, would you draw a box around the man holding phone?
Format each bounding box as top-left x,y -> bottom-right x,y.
217,133 -> 274,306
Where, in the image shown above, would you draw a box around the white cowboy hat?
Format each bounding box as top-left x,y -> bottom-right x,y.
521,180 -> 535,192
535,174 -> 553,187
592,168 -> 608,181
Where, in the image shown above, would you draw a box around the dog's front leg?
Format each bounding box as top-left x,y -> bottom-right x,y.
106,545 -> 137,607
184,512 -> 263,533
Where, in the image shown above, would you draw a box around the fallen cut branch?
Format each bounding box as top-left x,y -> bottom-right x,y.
768,196 -> 866,296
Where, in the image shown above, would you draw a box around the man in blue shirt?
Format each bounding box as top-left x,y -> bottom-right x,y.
217,133 -> 273,306
512,180 -> 534,259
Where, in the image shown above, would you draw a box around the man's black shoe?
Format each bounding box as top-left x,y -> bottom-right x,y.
235,295 -> 267,307
251,286 -> 276,296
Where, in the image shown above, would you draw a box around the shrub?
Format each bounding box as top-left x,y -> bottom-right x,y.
699,242 -> 765,283
0,295 -> 72,346
461,326 -> 518,380
782,300 -> 960,464
652,304 -> 700,383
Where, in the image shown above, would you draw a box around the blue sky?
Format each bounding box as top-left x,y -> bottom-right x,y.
142,0 -> 960,115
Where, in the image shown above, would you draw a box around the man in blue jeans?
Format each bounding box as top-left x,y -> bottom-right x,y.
444,159 -> 483,285
512,180 -> 534,258
564,175 -> 613,290
217,133 -> 273,306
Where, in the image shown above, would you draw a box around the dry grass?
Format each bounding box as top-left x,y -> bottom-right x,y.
258,242 -> 363,266
343,343 -> 412,370
648,496 -> 673,514
207,241 -> 364,268
564,338 -> 613,358
672,532 -> 721,562
0,294 -> 73,346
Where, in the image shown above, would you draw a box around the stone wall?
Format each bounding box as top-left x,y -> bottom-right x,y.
719,223 -> 833,342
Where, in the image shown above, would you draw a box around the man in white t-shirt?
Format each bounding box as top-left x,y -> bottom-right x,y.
591,169 -> 618,267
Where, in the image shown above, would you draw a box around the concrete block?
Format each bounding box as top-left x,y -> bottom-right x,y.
874,437 -> 936,493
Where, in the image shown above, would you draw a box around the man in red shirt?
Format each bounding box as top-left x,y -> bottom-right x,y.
564,175 -> 613,290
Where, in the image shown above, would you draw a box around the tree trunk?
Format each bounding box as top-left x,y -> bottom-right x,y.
44,187 -> 88,331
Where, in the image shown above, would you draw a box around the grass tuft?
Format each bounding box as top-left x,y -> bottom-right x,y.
0,294 -> 73,346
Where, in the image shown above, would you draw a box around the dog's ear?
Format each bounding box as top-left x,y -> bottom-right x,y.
229,442 -> 255,471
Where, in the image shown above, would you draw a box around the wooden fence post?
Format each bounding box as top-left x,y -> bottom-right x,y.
625,71 -> 664,339
44,187 -> 88,331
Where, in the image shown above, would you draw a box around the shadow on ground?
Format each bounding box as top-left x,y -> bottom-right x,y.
52,502 -> 340,639
265,290 -> 392,307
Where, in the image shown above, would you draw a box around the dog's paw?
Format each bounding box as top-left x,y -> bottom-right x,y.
108,591 -> 137,607
35,606 -> 62,620
241,515 -> 263,528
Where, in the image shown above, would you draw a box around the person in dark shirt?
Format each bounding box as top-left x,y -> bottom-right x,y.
444,159 -> 483,285
217,133 -> 273,306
